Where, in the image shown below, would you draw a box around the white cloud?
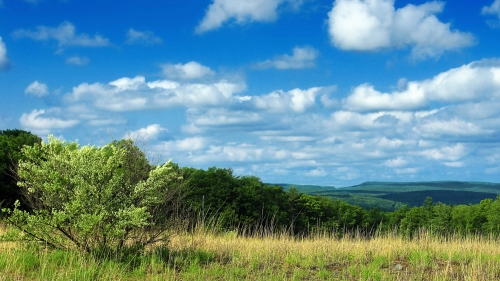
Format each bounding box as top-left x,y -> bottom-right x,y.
66,55 -> 89,65
384,156 -> 408,168
320,88 -> 339,108
420,143 -> 468,162
327,0 -> 474,59
25,81 -> 49,97
252,87 -> 325,113
161,61 -> 215,80
306,167 -> 328,177
125,29 -> 162,45
328,110 -> 391,130
256,46 -> 319,69
188,108 -> 262,127
260,135 -> 315,142
196,0 -> 302,33
443,161 -> 465,168
483,0 -> 500,20
394,167 -> 418,174
12,21 -> 110,49
19,109 -> 79,135
124,124 -> 167,142
0,37 -> 10,71
343,60 -> 500,112
156,136 -> 207,154
66,75 -> 247,111
343,83 -> 426,112
194,143 -> 266,163
414,118 -> 493,137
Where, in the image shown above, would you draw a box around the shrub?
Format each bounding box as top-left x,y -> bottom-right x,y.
3,136 -> 182,254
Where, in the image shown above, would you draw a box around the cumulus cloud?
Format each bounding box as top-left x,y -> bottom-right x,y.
343,83 -> 427,112
483,0 -> 500,19
414,118 -> 493,138
162,61 -> 215,80
12,21 -> 110,49
252,87 -> 329,113
328,110 -> 400,131
306,167 -> 328,177
185,142 -> 269,163
384,156 -> 408,168
420,143 -> 468,162
66,55 -> 89,65
256,46 -> 319,69
196,0 -> 302,33
155,137 -> 208,155
125,29 -> 162,45
66,75 -> 247,111
187,108 -> 263,128
343,60 -> 500,112
0,37 -> 10,71
25,81 -> 49,97
19,109 -> 79,135
124,124 -> 167,142
327,0 -> 475,59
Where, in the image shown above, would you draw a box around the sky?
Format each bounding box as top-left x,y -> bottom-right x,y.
1,0 -> 500,187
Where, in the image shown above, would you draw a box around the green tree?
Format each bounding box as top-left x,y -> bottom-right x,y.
0,129 -> 41,209
428,202 -> 452,235
4,136 -> 182,254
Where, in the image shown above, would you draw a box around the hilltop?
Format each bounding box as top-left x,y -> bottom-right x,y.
276,181 -> 500,211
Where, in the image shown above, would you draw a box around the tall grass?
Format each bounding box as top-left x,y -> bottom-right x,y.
2,218 -> 500,280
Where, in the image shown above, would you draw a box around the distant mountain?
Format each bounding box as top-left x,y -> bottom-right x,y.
273,183 -> 335,193
274,181 -> 500,211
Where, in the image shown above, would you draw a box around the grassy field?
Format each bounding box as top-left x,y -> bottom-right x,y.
2,222 -> 500,280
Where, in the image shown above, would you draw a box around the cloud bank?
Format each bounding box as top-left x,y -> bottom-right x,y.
18,59 -> 500,185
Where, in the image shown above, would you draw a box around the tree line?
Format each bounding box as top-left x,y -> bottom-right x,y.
2,130 -> 500,254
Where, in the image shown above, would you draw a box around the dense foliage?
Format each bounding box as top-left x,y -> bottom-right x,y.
0,129 -> 42,209
180,168 -> 500,237
4,137 -> 183,253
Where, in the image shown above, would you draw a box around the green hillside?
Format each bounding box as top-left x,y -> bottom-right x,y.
279,181 -> 500,211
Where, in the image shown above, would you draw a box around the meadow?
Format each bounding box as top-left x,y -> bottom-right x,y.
2,222 -> 500,281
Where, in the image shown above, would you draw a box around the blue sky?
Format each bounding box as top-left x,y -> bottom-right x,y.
1,0 -> 500,186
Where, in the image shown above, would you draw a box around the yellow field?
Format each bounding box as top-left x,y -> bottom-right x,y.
1,223 -> 500,280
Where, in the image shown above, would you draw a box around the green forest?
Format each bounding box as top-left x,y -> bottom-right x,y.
2,128 -> 500,245
281,181 -> 500,211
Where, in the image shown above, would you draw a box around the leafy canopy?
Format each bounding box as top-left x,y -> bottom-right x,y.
0,129 -> 41,208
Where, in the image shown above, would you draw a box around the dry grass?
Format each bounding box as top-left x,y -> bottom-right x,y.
2,223 -> 500,280
165,229 -> 500,280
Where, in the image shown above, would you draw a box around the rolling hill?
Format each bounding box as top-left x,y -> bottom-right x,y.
275,181 -> 500,211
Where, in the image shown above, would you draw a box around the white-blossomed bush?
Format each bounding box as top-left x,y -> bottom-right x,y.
4,136 -> 182,254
